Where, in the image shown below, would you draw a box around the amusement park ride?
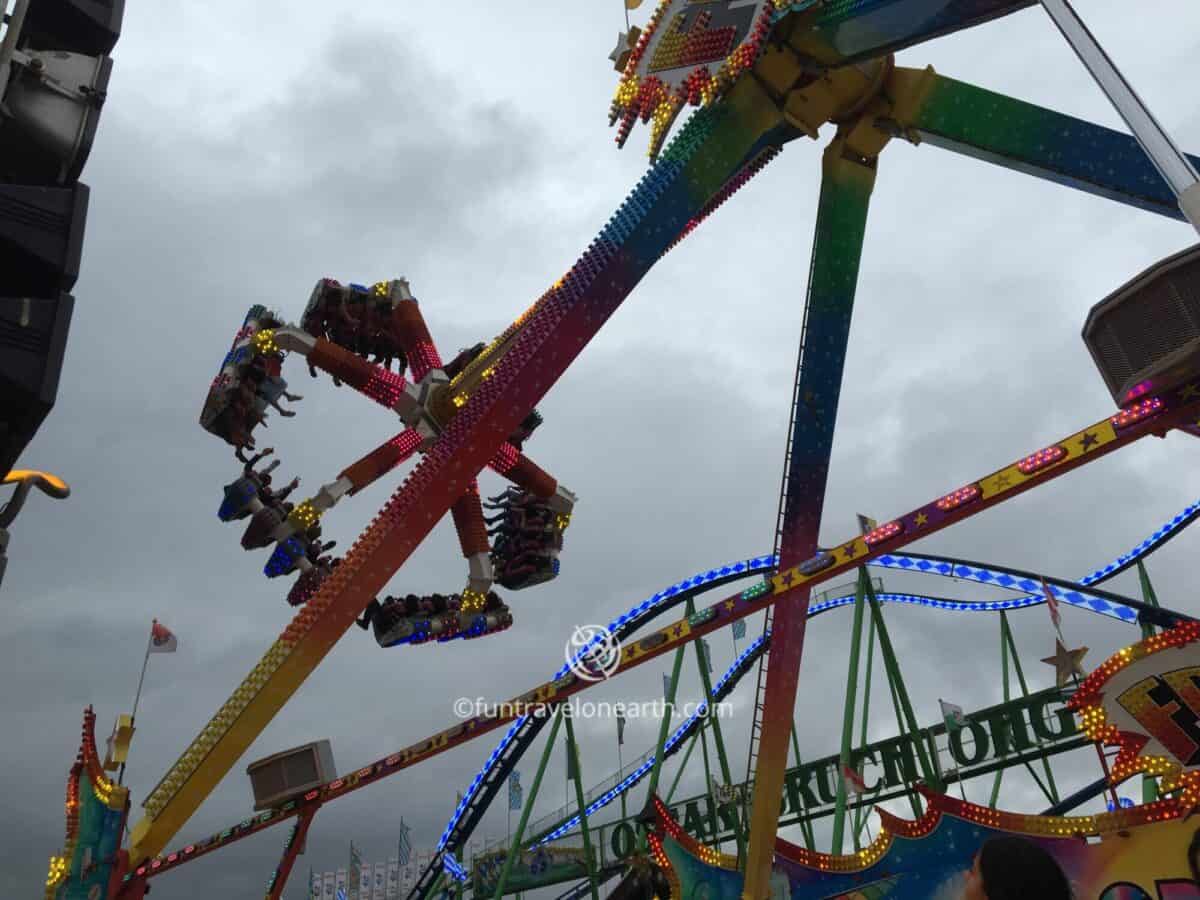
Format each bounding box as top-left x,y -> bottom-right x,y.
18,0 -> 1200,898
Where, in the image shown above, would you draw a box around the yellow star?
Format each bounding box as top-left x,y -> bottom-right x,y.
915,512 -> 928,527
725,600 -> 735,612
1041,639 -> 1088,688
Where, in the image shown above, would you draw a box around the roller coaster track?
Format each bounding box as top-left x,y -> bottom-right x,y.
128,387 -> 1200,886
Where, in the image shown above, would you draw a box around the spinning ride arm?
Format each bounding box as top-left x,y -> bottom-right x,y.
890,69 -> 1200,221
127,80 -> 794,865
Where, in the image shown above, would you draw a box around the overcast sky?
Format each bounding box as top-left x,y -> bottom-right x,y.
4,1 -> 1200,897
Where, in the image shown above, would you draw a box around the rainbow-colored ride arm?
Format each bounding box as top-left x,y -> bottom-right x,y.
898,71 -> 1200,221
123,76 -> 795,867
743,132 -> 882,895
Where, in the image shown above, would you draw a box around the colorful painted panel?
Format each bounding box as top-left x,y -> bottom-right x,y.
653,791 -> 1200,900
46,708 -> 129,900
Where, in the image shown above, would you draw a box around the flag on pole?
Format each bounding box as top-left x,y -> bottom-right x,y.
1041,578 -> 1062,634
508,770 -> 523,810
939,699 -> 967,731
841,764 -> 868,796
616,713 -> 626,746
398,819 -> 412,866
149,619 -> 177,653
701,638 -> 713,673
856,514 -> 878,535
311,870 -> 322,899
731,618 -> 747,641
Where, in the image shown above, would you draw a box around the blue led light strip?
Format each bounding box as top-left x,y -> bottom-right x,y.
439,500 -> 1200,865
534,636 -> 767,846
435,556 -> 775,853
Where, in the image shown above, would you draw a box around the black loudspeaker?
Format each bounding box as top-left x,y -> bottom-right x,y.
1083,244 -> 1200,407
246,741 -> 337,811
0,293 -> 74,474
19,0 -> 126,56
0,181 -> 89,294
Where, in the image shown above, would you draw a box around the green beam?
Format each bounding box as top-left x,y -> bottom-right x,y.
493,708 -> 565,900
666,731 -> 701,805
852,604 -> 878,843
881,645 -> 923,820
831,569 -> 869,854
788,726 -> 816,851
688,599 -> 744,859
1137,560 -> 1161,804
864,579 -> 942,792
988,612 -> 1010,810
646,645 -> 686,800
563,713 -> 600,900
698,720 -> 719,843
1000,611 -> 1060,805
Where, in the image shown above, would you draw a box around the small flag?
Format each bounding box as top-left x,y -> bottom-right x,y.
701,639 -> 713,673
1041,579 -> 1062,633
732,619 -> 747,641
663,672 -> 673,699
842,764 -> 868,796
616,713 -> 626,746
625,0 -> 644,8
398,819 -> 412,866
508,770 -> 523,811
856,514 -> 878,536
149,619 -> 177,653
939,699 -> 967,731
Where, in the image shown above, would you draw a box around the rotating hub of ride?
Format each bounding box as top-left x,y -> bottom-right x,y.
199,279 -> 577,646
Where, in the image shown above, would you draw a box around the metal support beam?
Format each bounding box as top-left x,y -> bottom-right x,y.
666,731 -> 701,805
852,604 -> 878,843
563,713 -> 600,900
689,598 -> 744,859
1000,612 -> 1060,806
742,136 -> 881,900
646,644 -> 687,800
863,578 -> 942,792
266,804 -> 319,900
830,569 -> 869,854
1036,0 -> 1200,232
494,709 -> 565,900
1137,559 -> 1161,804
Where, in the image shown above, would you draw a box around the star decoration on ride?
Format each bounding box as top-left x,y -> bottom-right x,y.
915,512 -> 929,527
198,280 -> 577,647
608,27 -> 643,72
1041,638 -> 1089,689
1079,431 -> 1099,451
